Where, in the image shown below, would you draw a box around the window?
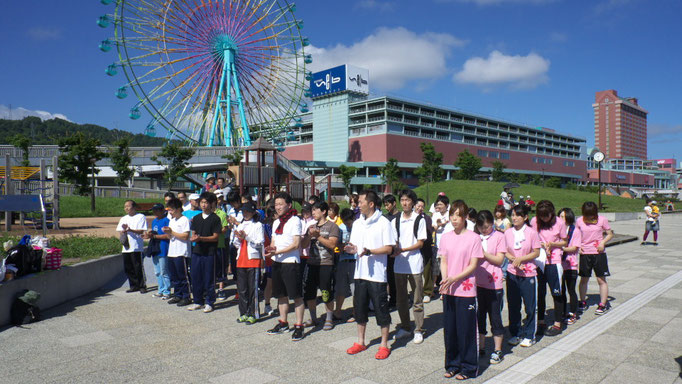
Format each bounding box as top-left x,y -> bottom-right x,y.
563,161 -> 575,167
478,150 -> 488,157
500,152 -> 510,160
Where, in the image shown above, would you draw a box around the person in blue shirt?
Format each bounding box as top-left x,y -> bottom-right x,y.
146,204 -> 171,299
183,193 -> 202,221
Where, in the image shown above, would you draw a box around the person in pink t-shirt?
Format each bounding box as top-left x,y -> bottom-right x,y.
558,208 -> 581,325
530,200 -> 568,337
474,210 -> 507,365
504,205 -> 541,348
438,200 -> 483,380
576,202 -> 614,316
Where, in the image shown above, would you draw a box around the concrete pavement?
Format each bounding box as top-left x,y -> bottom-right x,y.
1,215 -> 681,383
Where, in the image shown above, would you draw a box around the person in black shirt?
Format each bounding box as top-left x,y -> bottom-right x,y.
188,192 -> 222,313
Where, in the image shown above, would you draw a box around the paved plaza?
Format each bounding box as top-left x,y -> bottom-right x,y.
1,216 -> 681,384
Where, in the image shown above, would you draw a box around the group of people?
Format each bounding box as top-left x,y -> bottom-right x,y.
116,187 -> 616,380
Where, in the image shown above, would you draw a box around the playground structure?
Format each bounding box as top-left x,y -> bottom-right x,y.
1,155 -> 60,233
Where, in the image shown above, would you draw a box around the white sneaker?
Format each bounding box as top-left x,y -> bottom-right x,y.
203,304 -> 213,313
187,304 -> 202,311
520,338 -> 535,347
423,295 -> 431,303
393,328 -> 412,340
413,331 -> 424,344
264,304 -> 274,316
507,336 -> 521,346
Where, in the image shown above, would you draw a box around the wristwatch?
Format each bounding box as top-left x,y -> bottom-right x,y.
363,248 -> 372,256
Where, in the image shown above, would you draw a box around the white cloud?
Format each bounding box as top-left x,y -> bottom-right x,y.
451,0 -> 556,5
549,32 -> 568,42
308,27 -> 467,90
0,104 -> 70,122
454,50 -> 550,89
355,0 -> 395,12
26,27 -> 62,41
649,123 -> 682,138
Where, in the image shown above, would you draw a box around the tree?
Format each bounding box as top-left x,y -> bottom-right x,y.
10,134 -> 31,167
58,132 -> 106,212
151,143 -> 196,191
546,177 -> 562,189
414,143 -> 444,204
222,149 -> 244,166
532,174 -> 543,186
109,138 -> 134,193
454,149 -> 482,180
338,164 -> 358,196
380,158 -> 402,193
517,173 -> 528,184
491,160 -> 507,182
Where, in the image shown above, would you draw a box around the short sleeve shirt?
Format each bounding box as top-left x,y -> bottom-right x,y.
272,216 -> 303,263
505,225 -> 542,277
151,217 -> 170,257
191,213 -> 222,256
214,209 -> 229,248
576,216 -> 611,255
351,211 -> 397,283
117,213 -> 148,253
168,215 -> 190,258
392,212 -> 427,274
531,216 -> 567,264
432,211 -> 449,248
475,230 -> 506,290
562,225 -> 582,271
438,230 -> 483,297
308,220 -> 340,266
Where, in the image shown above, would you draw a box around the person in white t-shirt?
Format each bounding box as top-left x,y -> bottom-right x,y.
163,198 -> 192,307
431,194 -> 451,290
116,200 -> 148,293
344,190 -> 397,360
265,192 -> 305,341
391,190 -> 428,344
177,191 -> 192,211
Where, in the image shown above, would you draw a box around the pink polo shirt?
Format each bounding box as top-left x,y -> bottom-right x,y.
505,225 -> 542,277
562,225 -> 582,271
576,216 -> 611,255
530,216 -> 567,264
475,230 -> 507,290
438,230 -> 483,297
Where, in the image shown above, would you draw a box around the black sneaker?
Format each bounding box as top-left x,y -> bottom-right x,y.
125,287 -> 139,293
167,296 -> 181,304
139,287 -> 147,294
544,325 -> 562,336
291,324 -> 304,341
578,301 -> 588,314
267,321 -> 290,335
595,303 -> 610,315
176,298 -> 191,307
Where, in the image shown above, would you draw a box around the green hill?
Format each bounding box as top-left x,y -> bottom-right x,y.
413,180 -> 645,213
0,117 -> 168,146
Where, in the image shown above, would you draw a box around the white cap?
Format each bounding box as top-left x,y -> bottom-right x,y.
189,193 -> 200,200
214,190 -> 224,197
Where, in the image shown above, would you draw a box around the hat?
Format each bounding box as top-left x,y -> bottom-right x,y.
151,203 -> 165,211
651,200 -> 657,205
207,176 -> 216,181
242,201 -> 257,213
18,290 -> 40,306
214,190 -> 224,197
189,193 -> 200,201
438,192 -> 446,196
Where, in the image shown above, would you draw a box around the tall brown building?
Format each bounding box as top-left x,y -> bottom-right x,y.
593,89 -> 648,159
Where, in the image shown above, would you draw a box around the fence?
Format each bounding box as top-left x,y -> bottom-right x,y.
58,184 -> 166,199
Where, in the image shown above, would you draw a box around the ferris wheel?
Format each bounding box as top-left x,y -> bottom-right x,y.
97,0 -> 312,148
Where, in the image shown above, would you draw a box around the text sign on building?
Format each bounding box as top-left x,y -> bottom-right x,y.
310,65 -> 369,98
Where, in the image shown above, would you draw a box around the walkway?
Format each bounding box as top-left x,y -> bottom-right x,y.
1,216 -> 681,383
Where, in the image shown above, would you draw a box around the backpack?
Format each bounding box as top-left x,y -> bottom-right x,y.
5,244 -> 42,277
10,289 -> 41,326
394,214 -> 431,256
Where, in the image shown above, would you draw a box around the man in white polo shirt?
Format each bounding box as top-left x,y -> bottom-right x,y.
345,190 -> 397,360
265,192 -> 305,341
392,189 -> 427,344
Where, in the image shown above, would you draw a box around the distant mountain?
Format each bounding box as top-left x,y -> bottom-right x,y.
0,117 -> 169,146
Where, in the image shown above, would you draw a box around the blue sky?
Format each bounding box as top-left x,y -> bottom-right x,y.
1,0 -> 681,160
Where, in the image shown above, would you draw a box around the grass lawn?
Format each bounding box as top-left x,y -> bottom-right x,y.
60,196 -> 162,218
0,235 -> 121,266
413,180 -> 645,214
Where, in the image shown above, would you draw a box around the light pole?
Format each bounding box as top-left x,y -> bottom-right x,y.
593,151 -> 605,209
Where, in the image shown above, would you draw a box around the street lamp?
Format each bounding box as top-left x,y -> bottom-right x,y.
593,151 -> 605,209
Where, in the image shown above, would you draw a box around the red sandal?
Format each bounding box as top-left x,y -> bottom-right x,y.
346,343 -> 367,355
375,346 -> 391,360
